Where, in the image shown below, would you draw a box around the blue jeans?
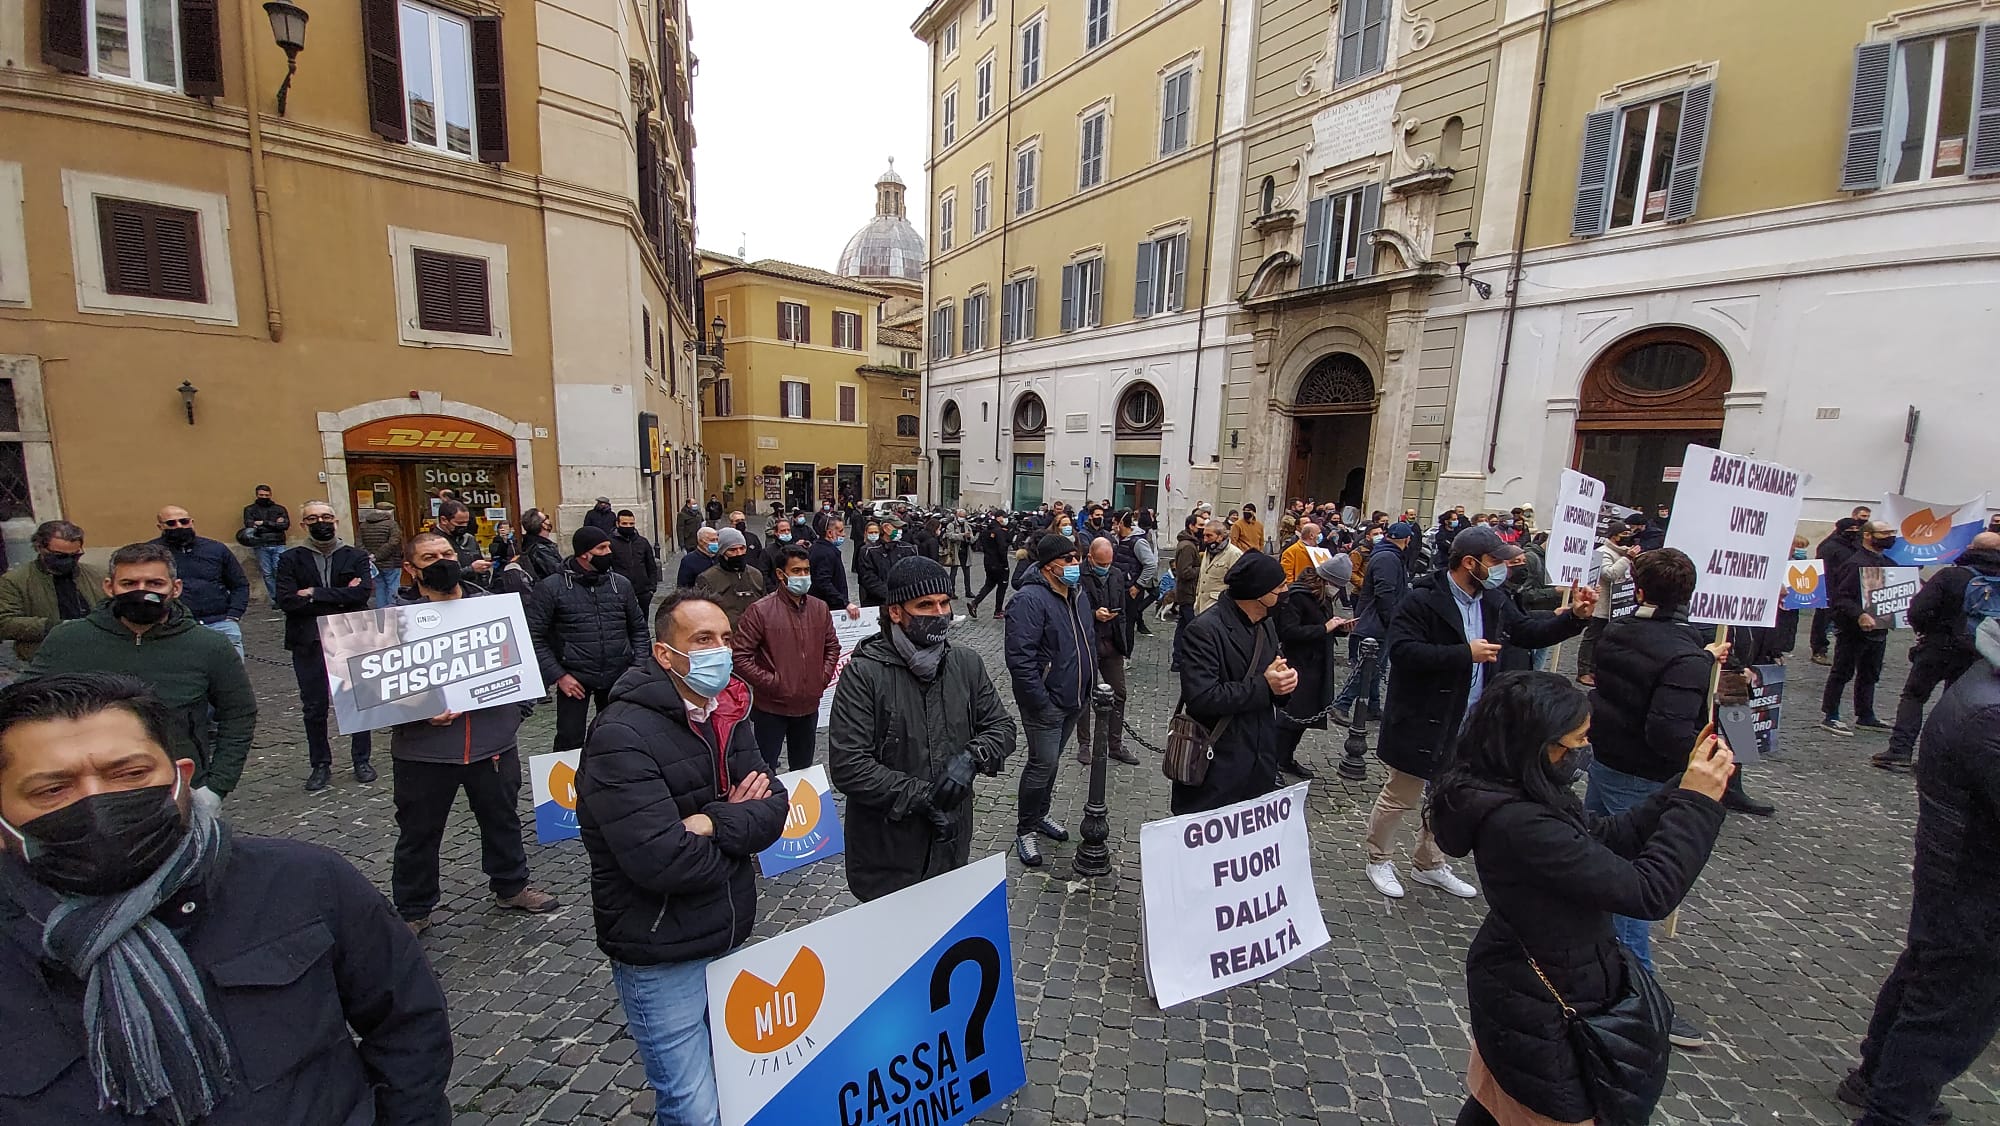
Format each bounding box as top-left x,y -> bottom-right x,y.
612,958 -> 721,1126
1016,705 -> 1080,835
1584,760 -> 1670,972
375,567 -> 403,608
255,545 -> 285,604
202,619 -> 244,661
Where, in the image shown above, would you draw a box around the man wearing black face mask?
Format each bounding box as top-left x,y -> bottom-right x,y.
526,526 -> 648,753
694,527 -> 766,626
605,509 -> 661,610
151,505 -> 250,660
0,520 -> 102,663
240,484 -> 290,606
1821,519 -> 1900,736
387,535 -> 559,934
829,556 -> 1016,901
25,543 -> 256,806
277,502 -> 377,792
0,673 -> 453,1125
429,500 -> 491,582
585,496 -> 621,535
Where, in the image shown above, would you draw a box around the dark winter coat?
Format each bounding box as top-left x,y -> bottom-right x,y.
809,539 -> 853,611
515,533 -> 564,585
606,530 -> 662,603
241,498 -> 290,547
856,541 -> 917,606
1911,625 -> 2000,934
584,505 -> 621,534
576,663 -> 788,966
1173,599 -> 1287,815
276,543 -> 375,652
675,549 -> 715,590
0,835 -> 453,1125
1637,515 -> 1670,553
1378,572 -> 1587,780
1079,563 -> 1133,658
827,628 -> 1017,901
25,601 -> 257,794
1828,543 -> 1894,630
357,508 -> 403,567
387,586 -> 526,765
1171,530 -> 1203,607
676,505 -> 703,552
976,524 -> 1012,572
733,589 -> 840,716
1273,583 -> 1339,731
0,558 -> 105,662
526,558 -> 647,692
1907,546 -> 2000,676
1430,780 -> 1725,1122
154,534 -> 251,622
1351,539 -> 1409,638
1588,609 -> 1717,783
1004,570 -> 1097,717
693,559 -> 766,626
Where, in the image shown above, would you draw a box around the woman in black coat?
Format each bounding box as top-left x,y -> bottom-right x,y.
1428,671 -> 1733,1125
1272,555 -> 1355,778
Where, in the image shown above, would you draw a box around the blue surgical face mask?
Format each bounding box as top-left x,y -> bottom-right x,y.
778,532 -> 793,543
1060,524 -> 1074,536
1090,563 -> 1110,577
866,533 -> 880,544
668,643 -> 733,699
828,536 -> 844,547
1792,547 -> 1808,560
1061,563 -> 1082,587
786,574 -> 812,596
705,541 -> 720,555
1481,561 -> 1510,590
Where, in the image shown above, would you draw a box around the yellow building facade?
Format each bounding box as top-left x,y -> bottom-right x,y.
0,0 -> 702,564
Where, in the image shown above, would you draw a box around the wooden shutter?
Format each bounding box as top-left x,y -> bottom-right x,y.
1168,234 -> 1188,311
1351,182 -> 1383,279
471,17 -> 509,163
1664,83 -> 1713,222
637,117 -> 660,245
1839,42 -> 1894,191
1335,0 -> 1366,85
178,0 -> 224,96
97,199 -> 207,301
1087,260 -> 1103,325
839,385 -> 856,422
41,0 -> 88,73
361,0 -> 407,142
1000,286 -> 1015,342
1570,108 -> 1617,237
801,382 -> 812,418
1133,240 -> 1154,317
1300,196 -> 1328,287
413,249 -> 491,334
1021,276 -> 1036,339
1361,0 -> 1389,76
1970,24 -> 2000,178
1060,264 -> 1077,332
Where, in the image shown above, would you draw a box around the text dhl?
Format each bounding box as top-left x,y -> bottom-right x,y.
368,428 -> 501,451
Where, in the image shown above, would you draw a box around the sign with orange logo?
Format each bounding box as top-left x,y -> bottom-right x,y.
343,417 -> 515,456
1881,492 -> 1989,567
529,750 -> 581,844
1780,558 -> 1826,611
757,765 -> 844,877
706,854 -> 1024,1126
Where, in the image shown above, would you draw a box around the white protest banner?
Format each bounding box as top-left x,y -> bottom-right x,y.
318,592 -> 545,735
1663,446 -> 1807,628
1547,470 -> 1607,587
757,764 -> 845,878
1881,493 -> 1990,567
528,750 -> 580,844
817,606 -> 882,729
707,854 -> 1024,1126
1862,566 -> 1922,628
1139,782 -> 1330,1010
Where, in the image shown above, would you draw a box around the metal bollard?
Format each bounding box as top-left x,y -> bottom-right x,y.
1074,682 -> 1115,877
1337,637 -> 1378,781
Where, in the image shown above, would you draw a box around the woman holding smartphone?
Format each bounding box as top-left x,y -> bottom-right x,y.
1271,554 -> 1355,780
1429,671 -> 1733,1125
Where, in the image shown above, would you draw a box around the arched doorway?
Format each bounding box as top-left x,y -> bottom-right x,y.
1574,327 -> 1730,511
1112,382 -> 1163,513
1285,353 -> 1375,511
1010,392 -> 1048,510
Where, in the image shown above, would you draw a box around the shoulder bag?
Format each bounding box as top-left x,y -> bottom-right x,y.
1511,925 -> 1673,1126
1163,624 -> 1269,787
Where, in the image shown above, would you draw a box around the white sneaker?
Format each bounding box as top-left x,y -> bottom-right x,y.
1412,864 -> 1480,899
1365,861 -> 1406,898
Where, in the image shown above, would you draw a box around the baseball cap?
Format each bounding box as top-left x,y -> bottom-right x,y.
1450,525 -> 1525,564
1386,521 -> 1417,540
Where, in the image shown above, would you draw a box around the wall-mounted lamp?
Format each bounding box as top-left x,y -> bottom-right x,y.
1453,235 -> 1493,300
1230,430 -> 1239,449
263,0 -> 310,116
177,380 -> 199,425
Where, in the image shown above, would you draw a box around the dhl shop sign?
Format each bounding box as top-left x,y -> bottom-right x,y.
707,854 -> 1025,1126
345,417 -> 514,455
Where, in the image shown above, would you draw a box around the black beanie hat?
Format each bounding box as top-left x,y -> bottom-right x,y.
573,526 -> 611,555
886,556 -> 953,604
1224,550 -> 1287,600
1034,533 -> 1077,567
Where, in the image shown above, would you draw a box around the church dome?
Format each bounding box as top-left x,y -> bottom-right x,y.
837,159 -> 925,283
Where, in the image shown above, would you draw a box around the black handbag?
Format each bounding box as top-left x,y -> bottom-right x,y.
1162,624 -> 1269,787
1516,937 -> 1674,1126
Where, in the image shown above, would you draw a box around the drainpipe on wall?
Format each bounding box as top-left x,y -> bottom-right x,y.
236,0 -> 286,342
992,0 -> 1018,478
1187,0 -> 1231,471
1482,0 -> 1556,474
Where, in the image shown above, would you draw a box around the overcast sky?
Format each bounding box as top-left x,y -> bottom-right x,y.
690,0 -> 930,271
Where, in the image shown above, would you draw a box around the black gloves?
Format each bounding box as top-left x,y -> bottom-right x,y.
925,806 -> 960,843
928,751 -> 977,813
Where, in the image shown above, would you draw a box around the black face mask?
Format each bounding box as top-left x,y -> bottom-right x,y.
1205,541 -> 1225,556
720,554 -> 746,572
110,589 -> 171,625
7,781 -> 188,897
617,527 -> 637,540
254,497 -> 272,507
41,552 -> 81,577
419,558 -> 463,593
901,611 -> 951,648
161,527 -> 196,549
733,520 -> 746,532
307,523 -> 337,542
1547,742 -> 1594,789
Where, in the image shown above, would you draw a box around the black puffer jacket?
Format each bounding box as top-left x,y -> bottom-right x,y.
855,541 -> 916,606
1910,621 -> 2000,933
827,626 -> 1017,902
515,533 -> 564,584
576,662 -> 788,965
1588,609 -> 1716,783
526,558 -> 647,692
1907,546 -> 2000,674
1172,600 -> 1287,815
1430,779 -> 1726,1122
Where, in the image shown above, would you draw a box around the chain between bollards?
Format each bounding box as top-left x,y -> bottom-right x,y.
1337,637 -> 1379,781
1073,681 -> 1115,878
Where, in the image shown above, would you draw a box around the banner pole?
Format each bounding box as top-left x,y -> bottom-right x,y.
1547,586 -> 1574,673
1671,624 -> 1731,946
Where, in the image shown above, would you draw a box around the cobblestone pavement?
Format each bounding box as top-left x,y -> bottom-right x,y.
210,595 -> 2000,1126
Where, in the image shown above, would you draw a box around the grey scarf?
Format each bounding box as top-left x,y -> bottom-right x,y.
891,622 -> 948,681
37,801 -> 235,1124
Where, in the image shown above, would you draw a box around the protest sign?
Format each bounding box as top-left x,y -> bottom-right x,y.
707,854 -> 1024,1126
1881,493 -> 1990,567
1862,566 -> 1922,628
318,592 -> 545,735
528,750 -> 580,844
1546,470 -> 1607,587
1780,559 -> 1828,610
1139,782 -> 1330,1010
758,764 -> 845,878
1664,446 -> 1807,628
817,606 -> 882,729
1609,574 -> 1638,618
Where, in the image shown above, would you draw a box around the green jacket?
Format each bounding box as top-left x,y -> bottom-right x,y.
25,602 -> 258,795
0,559 -> 105,661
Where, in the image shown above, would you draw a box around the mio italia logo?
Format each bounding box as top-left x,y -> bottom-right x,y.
725,947 -> 827,1075
756,765 -> 846,878
365,428 -> 503,452
1785,564 -> 1821,597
